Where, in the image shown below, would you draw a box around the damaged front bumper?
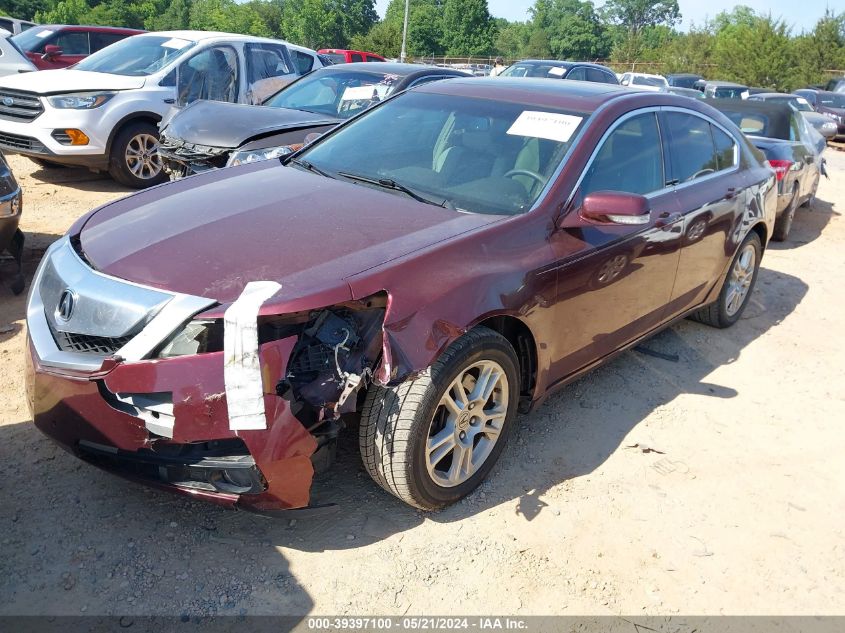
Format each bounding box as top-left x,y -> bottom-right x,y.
25,238 -> 383,514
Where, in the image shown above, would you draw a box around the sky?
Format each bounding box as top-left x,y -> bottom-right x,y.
374,0 -> 833,34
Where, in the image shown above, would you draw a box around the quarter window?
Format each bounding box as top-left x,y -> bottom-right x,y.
711,125 -> 736,171
365,55 -> 381,63
663,112 -> 719,183
291,50 -> 314,74
581,113 -> 664,196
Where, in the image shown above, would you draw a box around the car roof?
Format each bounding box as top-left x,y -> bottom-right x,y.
415,76 -> 632,113
321,61 -> 468,77
667,73 -> 701,78
706,81 -> 747,88
750,93 -> 796,100
513,59 -> 611,71
708,98 -> 793,140
33,24 -> 144,32
138,30 -> 292,44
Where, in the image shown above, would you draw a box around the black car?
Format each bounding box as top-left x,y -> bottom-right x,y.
703,81 -> 749,99
793,89 -> 845,140
0,151 -> 23,294
159,63 -> 469,178
710,99 -> 825,241
666,73 -> 703,89
498,59 -> 618,84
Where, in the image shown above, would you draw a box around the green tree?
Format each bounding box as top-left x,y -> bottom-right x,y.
146,0 -> 191,31
603,0 -> 680,60
34,0 -> 88,24
494,19 -> 530,59
349,18 -> 401,57
380,0 -> 444,57
281,0 -> 376,49
530,0 -> 610,60
793,10 -> 845,87
441,0 -> 495,57
523,26 -> 550,58
0,0 -> 49,20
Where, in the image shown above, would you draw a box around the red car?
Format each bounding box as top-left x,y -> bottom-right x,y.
10,24 -> 143,70
26,79 -> 776,515
318,48 -> 385,64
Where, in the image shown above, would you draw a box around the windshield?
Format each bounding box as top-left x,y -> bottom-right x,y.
296,91 -> 586,216
633,76 -> 666,87
714,87 -> 746,99
74,35 -> 195,76
501,62 -> 568,79
265,69 -> 405,119
11,27 -> 57,52
819,92 -> 845,108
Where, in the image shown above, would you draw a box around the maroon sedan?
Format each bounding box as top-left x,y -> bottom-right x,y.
26,79 -> 776,514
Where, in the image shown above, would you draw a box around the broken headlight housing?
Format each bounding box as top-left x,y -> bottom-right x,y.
227,145 -> 299,167
157,319 -> 223,358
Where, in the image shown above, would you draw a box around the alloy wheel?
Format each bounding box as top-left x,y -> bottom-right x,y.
425,360 -> 509,488
125,133 -> 163,181
725,243 -> 756,317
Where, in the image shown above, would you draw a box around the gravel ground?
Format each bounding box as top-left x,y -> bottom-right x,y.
1,150 -> 844,620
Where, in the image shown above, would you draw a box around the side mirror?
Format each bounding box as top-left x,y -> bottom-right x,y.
42,44 -> 62,60
581,191 -> 651,225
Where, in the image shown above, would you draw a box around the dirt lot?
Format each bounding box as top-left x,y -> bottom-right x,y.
1,151 -> 843,620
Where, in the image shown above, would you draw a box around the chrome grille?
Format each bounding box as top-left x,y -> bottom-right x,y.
0,89 -> 44,122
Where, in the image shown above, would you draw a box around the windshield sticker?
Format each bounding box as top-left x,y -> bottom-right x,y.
508,111 -> 583,143
796,97 -> 810,106
547,66 -> 567,77
379,73 -> 400,85
341,84 -> 390,101
161,38 -> 192,50
34,29 -> 52,38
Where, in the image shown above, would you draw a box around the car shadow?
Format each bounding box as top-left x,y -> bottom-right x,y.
769,195 -> 839,250
25,162 -> 131,195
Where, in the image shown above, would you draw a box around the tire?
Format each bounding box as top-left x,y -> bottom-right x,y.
30,157 -> 66,169
359,327 -> 520,510
690,232 -> 762,329
108,122 -> 166,188
772,184 -> 798,242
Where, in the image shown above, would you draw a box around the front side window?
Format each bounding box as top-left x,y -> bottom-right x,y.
567,67 -> 586,81
53,31 -> 90,55
90,32 -> 127,52
245,43 -> 294,104
298,92 -> 587,216
265,69 -> 404,119
178,46 -> 238,106
74,35 -> 195,76
663,112 -> 719,183
581,113 -> 664,196
12,28 -> 58,53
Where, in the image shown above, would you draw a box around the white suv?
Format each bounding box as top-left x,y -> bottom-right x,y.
0,31 -> 323,187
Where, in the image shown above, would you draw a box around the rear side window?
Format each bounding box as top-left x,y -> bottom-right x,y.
291,50 -> 314,74
54,31 -> 90,55
0,19 -> 13,32
567,67 -> 586,81
581,113 -> 664,196
351,53 -> 364,62
90,32 -> 126,52
586,68 -> 609,83
663,112 -> 719,183
712,126 -> 737,171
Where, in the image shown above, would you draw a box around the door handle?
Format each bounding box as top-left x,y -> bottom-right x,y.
163,98 -> 175,104
655,211 -> 682,228
725,187 -> 737,200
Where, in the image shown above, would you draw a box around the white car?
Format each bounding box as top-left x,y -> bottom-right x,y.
0,31 -> 323,187
0,32 -> 37,76
619,72 -> 668,92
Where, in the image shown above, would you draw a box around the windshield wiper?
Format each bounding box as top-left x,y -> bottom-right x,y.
337,172 -> 453,209
288,158 -> 335,179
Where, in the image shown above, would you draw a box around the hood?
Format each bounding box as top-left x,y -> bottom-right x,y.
0,69 -> 146,94
162,100 -> 339,149
77,161 -> 497,305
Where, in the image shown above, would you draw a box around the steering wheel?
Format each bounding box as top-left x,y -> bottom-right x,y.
688,168 -> 715,181
504,169 -> 545,186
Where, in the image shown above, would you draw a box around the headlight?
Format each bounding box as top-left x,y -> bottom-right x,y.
157,320 -> 223,358
47,92 -> 116,109
227,145 -> 298,167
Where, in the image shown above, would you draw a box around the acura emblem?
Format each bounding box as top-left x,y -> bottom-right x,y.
2,97 -> 13,107
56,289 -> 76,322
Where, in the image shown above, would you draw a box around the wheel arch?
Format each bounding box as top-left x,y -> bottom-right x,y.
105,112 -> 163,158
750,220 -> 768,251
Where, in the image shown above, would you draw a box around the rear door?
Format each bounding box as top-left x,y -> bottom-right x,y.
547,110 -> 683,381
662,109 -> 747,312
243,42 -> 297,104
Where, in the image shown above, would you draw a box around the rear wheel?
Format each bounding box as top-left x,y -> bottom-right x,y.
359,327 -> 519,510
108,122 -> 166,188
690,232 -> 761,329
772,184 -> 798,242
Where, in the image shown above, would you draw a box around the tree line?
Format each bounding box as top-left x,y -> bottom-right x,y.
1,0 -> 844,91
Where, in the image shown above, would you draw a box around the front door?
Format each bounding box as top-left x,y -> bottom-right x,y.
547,110 -> 683,383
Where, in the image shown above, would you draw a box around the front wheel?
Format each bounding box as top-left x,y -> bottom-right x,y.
690,232 -> 762,329
359,327 -> 520,510
108,122 -> 166,188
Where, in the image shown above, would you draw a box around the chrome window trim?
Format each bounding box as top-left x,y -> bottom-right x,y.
27,237 -> 215,372
561,105 -> 741,211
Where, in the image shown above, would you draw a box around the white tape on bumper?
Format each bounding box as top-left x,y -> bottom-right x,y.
223,281 -> 282,431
